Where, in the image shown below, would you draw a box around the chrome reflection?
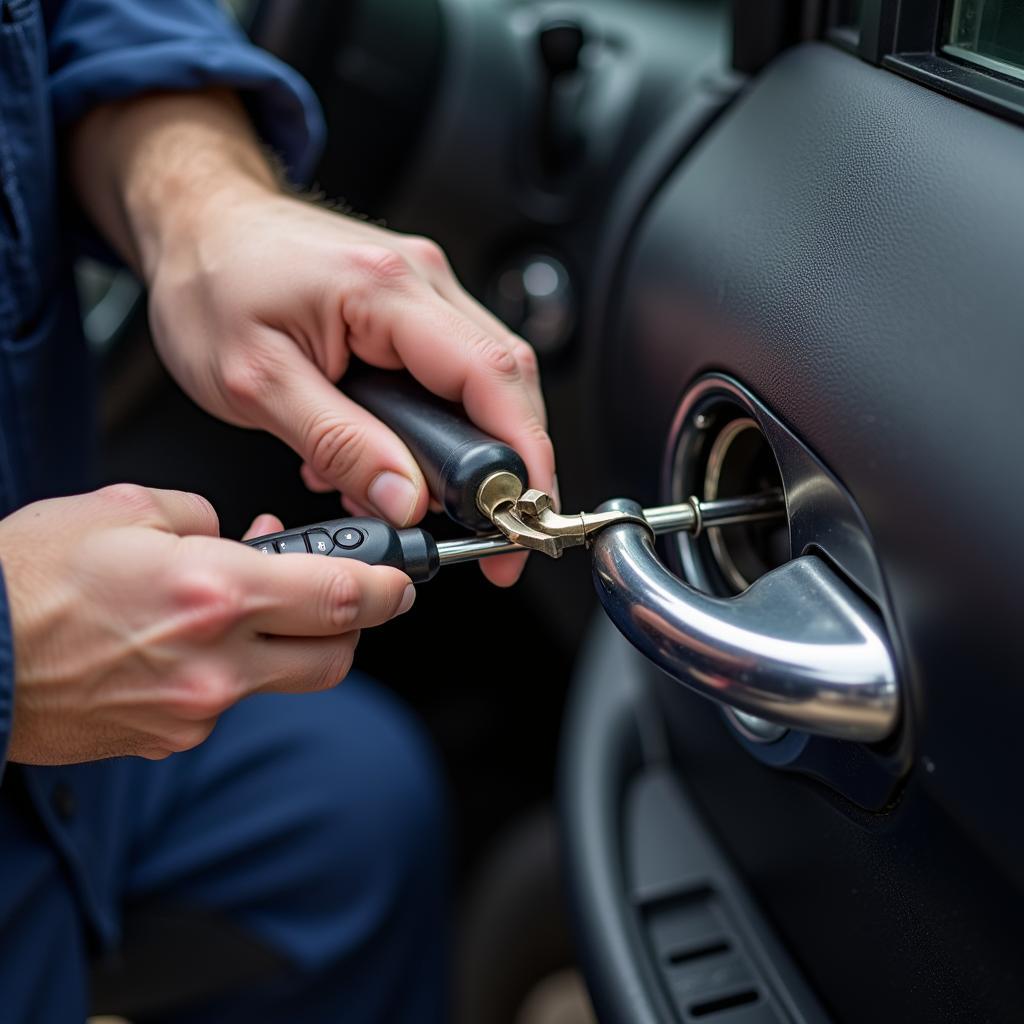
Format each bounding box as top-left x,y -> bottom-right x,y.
591,500 -> 899,743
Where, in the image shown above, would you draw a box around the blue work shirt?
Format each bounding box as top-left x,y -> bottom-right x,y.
0,0 -> 323,945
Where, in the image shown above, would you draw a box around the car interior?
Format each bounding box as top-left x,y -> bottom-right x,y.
83,0 -> 1024,1021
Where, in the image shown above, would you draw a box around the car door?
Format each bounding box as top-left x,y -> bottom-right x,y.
557,4 -> 1024,1023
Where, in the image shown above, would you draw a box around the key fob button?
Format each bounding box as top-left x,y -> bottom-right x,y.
305,530 -> 334,555
275,535 -> 309,554
254,542 -> 276,555
334,527 -> 365,550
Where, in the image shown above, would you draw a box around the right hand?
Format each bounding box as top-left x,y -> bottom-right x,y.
1,484 -> 414,765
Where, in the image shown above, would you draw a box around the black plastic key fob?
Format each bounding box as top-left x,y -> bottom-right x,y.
245,517 -> 440,584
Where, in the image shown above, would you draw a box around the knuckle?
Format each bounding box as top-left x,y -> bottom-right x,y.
352,245 -> 413,288
219,355 -> 275,412
170,567 -> 242,637
517,419 -> 556,477
175,668 -> 236,720
472,333 -> 519,377
529,424 -> 557,465
320,571 -> 361,631
307,416 -> 368,485
405,236 -> 448,272
100,482 -> 158,519
512,340 -> 540,380
528,418 -> 555,447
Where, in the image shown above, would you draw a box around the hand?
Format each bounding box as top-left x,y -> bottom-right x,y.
1,485 -> 413,765
70,91 -> 556,587
149,191 -> 554,586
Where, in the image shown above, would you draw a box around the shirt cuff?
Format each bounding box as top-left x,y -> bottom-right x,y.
0,562 -> 16,781
49,40 -> 325,184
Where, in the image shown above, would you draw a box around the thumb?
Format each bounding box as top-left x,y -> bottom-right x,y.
242,513 -> 285,540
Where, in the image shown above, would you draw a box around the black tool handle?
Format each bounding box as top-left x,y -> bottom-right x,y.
343,362 -> 528,532
245,517 -> 440,584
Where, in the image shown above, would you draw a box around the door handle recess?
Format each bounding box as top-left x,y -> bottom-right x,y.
591,500 -> 899,742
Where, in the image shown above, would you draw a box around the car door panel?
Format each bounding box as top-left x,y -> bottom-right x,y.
565,40 -> 1024,1024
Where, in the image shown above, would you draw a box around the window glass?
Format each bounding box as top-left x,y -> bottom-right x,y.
947,0 -> 1024,81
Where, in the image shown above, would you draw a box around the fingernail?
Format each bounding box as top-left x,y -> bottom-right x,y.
397,584 -> 416,616
368,472 -> 419,525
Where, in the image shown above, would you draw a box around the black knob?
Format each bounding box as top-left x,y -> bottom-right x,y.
342,363 -> 529,532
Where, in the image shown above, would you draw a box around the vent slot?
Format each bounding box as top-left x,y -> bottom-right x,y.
642,890 -> 784,1022
666,939 -> 731,966
690,989 -> 760,1017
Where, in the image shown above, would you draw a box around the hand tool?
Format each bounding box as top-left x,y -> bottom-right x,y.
245,362 -> 785,581
245,492 -> 784,582
264,365 -> 897,746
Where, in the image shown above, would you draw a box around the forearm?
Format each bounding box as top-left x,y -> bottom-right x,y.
69,89 -> 281,282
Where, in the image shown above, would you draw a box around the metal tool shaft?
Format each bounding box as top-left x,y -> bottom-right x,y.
435,490 -> 785,566
436,533 -> 522,565
643,489 -> 785,536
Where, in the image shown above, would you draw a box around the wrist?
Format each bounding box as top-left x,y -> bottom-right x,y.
72,89 -> 283,282
124,93 -> 282,283
132,162 -> 279,285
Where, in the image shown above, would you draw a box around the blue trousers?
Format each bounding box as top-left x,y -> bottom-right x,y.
0,679 -> 450,1022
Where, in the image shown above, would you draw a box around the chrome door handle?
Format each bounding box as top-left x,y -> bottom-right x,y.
590,500 -> 899,742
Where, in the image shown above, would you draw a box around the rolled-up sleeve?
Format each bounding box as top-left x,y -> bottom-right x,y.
47,0 -> 325,182
0,564 -> 15,780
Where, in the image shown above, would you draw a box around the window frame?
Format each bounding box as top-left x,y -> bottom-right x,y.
823,0 -> 1024,127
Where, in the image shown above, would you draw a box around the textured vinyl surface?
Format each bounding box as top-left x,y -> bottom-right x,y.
601,42 -> 1024,1022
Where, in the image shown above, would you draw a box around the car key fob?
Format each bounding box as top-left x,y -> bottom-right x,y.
245,516 -> 441,584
